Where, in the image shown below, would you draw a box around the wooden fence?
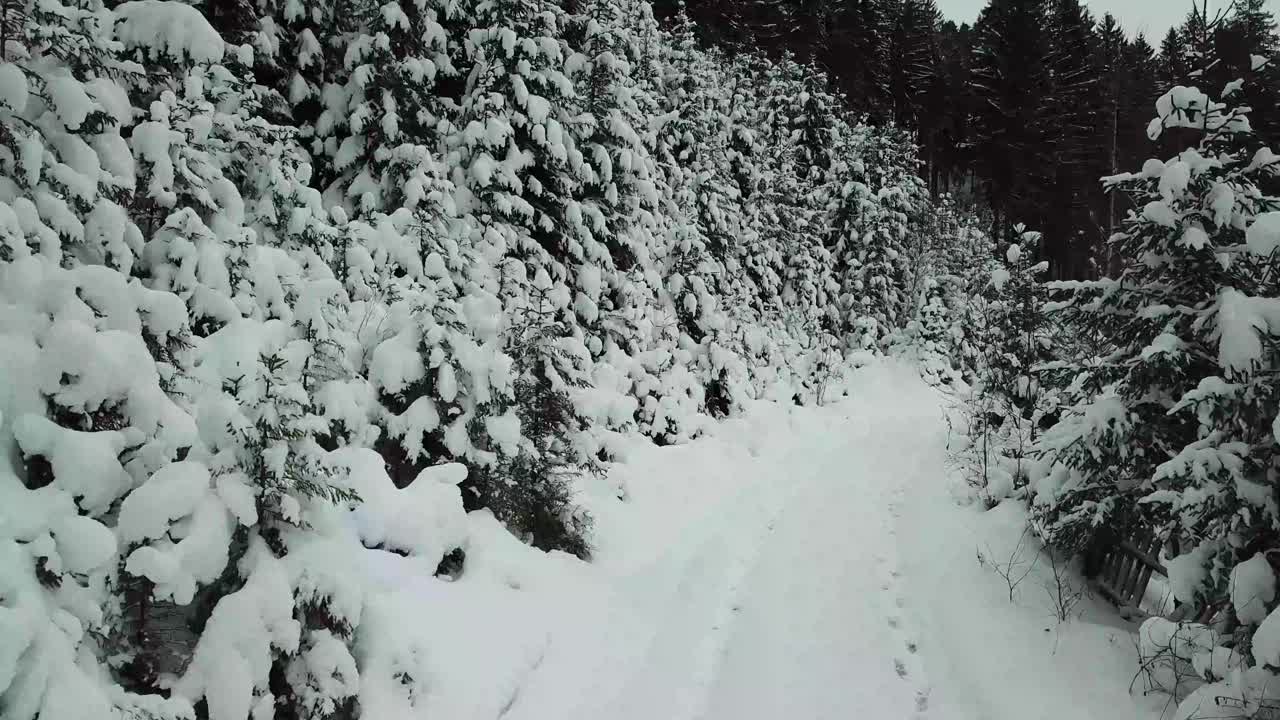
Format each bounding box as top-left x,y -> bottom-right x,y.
1084,529 -> 1218,624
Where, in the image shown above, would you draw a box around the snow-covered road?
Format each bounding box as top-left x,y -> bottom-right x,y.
697,369 -> 939,720
571,362 -> 947,720
448,361 -> 1165,720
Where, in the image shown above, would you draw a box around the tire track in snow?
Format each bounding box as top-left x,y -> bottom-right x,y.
695,404 -> 936,720
602,362 -> 949,720
606,406 -> 855,720
686,411 -> 877,720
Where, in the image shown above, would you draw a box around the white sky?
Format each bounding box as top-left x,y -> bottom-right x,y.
935,0 -> 1272,40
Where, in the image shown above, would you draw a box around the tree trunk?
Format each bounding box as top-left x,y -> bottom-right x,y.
1106,95 -> 1119,276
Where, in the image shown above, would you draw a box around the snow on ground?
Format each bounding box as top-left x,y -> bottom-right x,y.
380,360 -> 1172,720
894,389 -> 1174,720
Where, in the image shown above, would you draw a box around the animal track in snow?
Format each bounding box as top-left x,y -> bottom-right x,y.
878,492 -> 932,720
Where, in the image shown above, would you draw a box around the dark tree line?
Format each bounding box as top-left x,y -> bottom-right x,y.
657,0 -> 1280,280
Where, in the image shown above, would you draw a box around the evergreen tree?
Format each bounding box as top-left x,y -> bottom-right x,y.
956,229 -> 1051,504
969,0 -> 1052,238
562,0 -> 666,354
931,20 -> 976,195
1095,12 -> 1127,259
887,0 -> 940,131
1218,0 -> 1280,148
828,0 -> 890,117
1033,77 -> 1280,579
317,0 -> 460,218
469,288 -> 596,557
1042,0 -> 1097,278
1117,34 -> 1160,180
825,124 -> 928,349
1158,26 -> 1189,90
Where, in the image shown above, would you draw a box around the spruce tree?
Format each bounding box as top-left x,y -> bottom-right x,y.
1042,0 -> 1097,278
827,0 -> 890,117
1219,0 -> 1280,149
1095,12 -> 1127,261
931,20 -> 976,194
886,0 -> 940,131
1158,27 -> 1190,90
316,0 -> 460,218
1034,74 -> 1280,585
969,0 -> 1053,237
957,229 -> 1051,503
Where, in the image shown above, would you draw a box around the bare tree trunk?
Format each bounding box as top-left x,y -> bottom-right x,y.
927,140 -> 936,197
1106,92 -> 1119,276
1,0 -> 15,63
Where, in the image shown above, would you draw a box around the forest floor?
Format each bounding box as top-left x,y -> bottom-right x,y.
415,361 -> 1174,719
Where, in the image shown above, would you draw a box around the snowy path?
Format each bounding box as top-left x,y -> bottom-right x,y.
569,362 -> 948,720
482,361 -> 1164,720
697,375 -> 939,720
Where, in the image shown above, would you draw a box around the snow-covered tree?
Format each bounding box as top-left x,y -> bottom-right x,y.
318,0 -> 460,218
1033,79 -> 1280,586
1,258 -> 198,720
826,124 -> 928,350
0,0 -> 974,714
953,228 -> 1052,503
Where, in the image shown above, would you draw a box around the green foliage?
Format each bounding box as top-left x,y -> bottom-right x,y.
1033,74 -> 1280,565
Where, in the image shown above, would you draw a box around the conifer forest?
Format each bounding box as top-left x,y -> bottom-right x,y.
7,0 -> 1280,718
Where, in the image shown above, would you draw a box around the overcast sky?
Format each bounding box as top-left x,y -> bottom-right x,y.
935,0 -> 1271,41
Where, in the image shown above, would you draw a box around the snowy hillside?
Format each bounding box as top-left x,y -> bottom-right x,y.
0,0 -> 985,717
11,0 -> 1280,718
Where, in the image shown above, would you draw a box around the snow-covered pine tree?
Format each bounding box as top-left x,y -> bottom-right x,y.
721,52 -> 779,319
106,9 -> 380,717
169,296 -> 366,719
252,0 -> 354,151
1,0 -> 141,270
468,285 -> 596,557
980,231 -> 1052,420
910,194 -> 996,381
455,0 -> 585,286
120,6 -> 281,335
746,53 -> 839,403
636,8 -> 738,437
956,228 -> 1052,503
563,0 -> 664,293
439,0 -> 609,551
826,123 -> 928,351
0,2 -> 202,715
1032,75 -> 1280,603
302,0 -> 499,496
319,0 -> 460,219
1,261 -> 198,720
903,276 -> 962,388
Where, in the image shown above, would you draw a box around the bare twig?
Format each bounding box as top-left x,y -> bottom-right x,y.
978,526 -> 1039,603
